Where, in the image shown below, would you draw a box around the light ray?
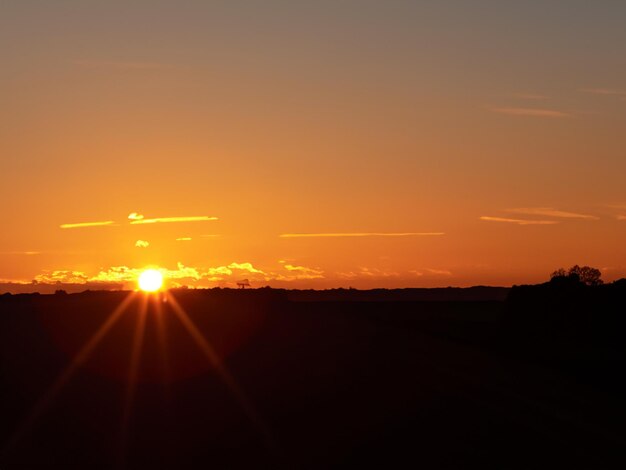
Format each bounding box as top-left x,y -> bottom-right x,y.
1,292 -> 136,455
117,294 -> 148,467
154,295 -> 171,383
165,292 -> 278,455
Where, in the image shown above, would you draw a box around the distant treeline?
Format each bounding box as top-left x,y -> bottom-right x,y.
1,286 -> 511,302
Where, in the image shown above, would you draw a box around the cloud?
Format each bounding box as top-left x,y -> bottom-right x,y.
227,262 -> 265,274
205,266 -> 233,276
0,251 -> 41,255
490,107 -> 572,118
135,240 -> 150,248
507,207 -> 598,220
579,88 -> 626,97
425,268 -> 453,276
60,221 -> 115,229
89,266 -> 141,283
618,215 -> 626,221
35,270 -> 90,284
72,60 -> 170,71
130,216 -> 218,225
128,212 -> 144,221
409,268 -> 452,276
479,216 -> 559,225
279,232 -> 444,238
176,237 -> 192,241
338,267 -> 399,279
282,264 -> 324,279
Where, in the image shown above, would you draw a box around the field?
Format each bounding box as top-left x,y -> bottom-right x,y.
2,289 -> 626,468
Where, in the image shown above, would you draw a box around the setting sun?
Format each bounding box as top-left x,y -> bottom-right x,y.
138,269 -> 164,292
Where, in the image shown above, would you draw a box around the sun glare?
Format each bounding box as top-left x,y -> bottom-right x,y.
138,269 -> 164,292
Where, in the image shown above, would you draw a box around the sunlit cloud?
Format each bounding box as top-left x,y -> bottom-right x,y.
338,267 -> 399,279
617,215 -> 626,221
72,59 -> 170,70
206,266 -> 233,276
279,232 -> 444,238
490,107 -> 572,118
135,240 -> 150,248
227,262 -> 265,274
176,237 -> 192,241
35,270 -> 90,284
579,88 -> 626,97
426,268 -> 453,275
200,234 -> 220,238
282,264 -> 324,279
1,251 -> 41,256
20,260 -> 321,291
130,216 -> 218,225
60,221 -> 115,229
507,207 -> 598,220
128,212 -> 144,221
479,216 -> 559,225
409,268 -> 453,276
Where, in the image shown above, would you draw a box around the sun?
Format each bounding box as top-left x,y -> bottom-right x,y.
138,269 -> 164,292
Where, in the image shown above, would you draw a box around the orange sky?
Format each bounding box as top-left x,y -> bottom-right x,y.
1,2 -> 626,291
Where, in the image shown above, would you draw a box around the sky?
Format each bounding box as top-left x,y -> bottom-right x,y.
1,1 -> 626,291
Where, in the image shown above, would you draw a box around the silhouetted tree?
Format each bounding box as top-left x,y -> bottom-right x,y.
569,265 -> 603,286
550,265 -> 603,286
550,268 -> 567,279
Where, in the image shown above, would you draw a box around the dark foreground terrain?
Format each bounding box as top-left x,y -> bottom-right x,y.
1,285 -> 626,468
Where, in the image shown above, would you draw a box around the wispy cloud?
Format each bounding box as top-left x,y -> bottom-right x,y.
283,264 -> 324,278
227,262 -> 265,274
60,221 -> 115,229
176,237 -> 192,241
338,267 -> 399,279
128,212 -> 144,221
27,260 -> 325,289
490,107 -> 572,118
507,207 -> 598,220
579,88 -> 626,97
425,268 -> 453,276
130,216 -> 218,225
279,232 -> 444,238
618,215 -> 626,221
0,251 -> 41,256
35,270 -> 90,284
135,240 -> 150,248
479,216 -> 559,225
72,59 -> 170,71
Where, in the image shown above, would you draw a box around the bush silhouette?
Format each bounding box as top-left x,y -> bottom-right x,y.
550,265 -> 603,286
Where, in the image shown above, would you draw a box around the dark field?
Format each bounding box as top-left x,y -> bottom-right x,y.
1,288 -> 626,469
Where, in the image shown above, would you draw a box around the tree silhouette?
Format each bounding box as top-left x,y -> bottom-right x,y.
550,265 -> 603,286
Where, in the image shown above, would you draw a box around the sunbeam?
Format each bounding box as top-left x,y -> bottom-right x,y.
165,292 -> 279,456
1,292 -> 137,456
154,295 -> 171,384
117,294 -> 149,466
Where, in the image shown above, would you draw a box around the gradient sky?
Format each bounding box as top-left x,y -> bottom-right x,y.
2,1 -> 626,290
